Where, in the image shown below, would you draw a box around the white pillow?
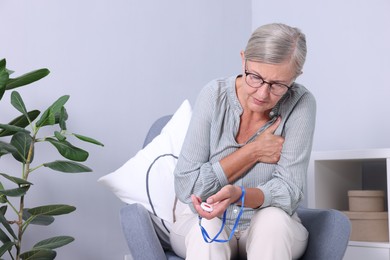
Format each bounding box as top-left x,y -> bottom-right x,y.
98,100 -> 191,227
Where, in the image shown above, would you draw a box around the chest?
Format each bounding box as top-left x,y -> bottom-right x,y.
235,116 -> 268,144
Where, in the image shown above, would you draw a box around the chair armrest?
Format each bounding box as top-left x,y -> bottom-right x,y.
297,207 -> 351,260
120,204 -> 166,260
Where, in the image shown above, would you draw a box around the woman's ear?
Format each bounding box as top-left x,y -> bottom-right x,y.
240,51 -> 246,71
240,51 -> 245,62
293,71 -> 303,82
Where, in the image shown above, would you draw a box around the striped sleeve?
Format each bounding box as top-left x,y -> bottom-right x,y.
259,91 -> 316,215
174,80 -> 229,203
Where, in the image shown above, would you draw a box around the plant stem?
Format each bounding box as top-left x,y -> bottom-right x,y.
16,133 -> 36,260
16,196 -> 24,260
28,164 -> 43,173
24,133 -> 36,181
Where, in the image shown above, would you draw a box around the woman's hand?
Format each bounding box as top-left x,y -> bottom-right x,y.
253,117 -> 284,164
192,185 -> 242,220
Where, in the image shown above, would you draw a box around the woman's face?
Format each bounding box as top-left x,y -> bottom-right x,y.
240,55 -> 296,117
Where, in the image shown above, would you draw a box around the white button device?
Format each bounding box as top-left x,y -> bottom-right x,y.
200,202 -> 214,212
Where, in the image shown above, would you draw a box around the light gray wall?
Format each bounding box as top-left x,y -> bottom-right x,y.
0,1 -> 251,259
252,0 -> 390,151
4,1 -> 388,259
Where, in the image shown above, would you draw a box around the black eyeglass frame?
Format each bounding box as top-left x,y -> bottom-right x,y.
244,63 -> 293,96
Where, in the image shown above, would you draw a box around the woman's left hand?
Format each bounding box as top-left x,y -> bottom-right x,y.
191,185 -> 242,220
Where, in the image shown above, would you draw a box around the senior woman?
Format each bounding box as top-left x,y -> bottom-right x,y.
170,23 -> 316,260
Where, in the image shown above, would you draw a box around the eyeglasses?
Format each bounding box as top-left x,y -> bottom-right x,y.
244,66 -> 292,96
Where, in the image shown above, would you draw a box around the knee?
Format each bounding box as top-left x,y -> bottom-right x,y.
249,207 -> 292,239
246,208 -> 305,259
252,207 -> 290,224
171,216 -> 230,258
187,216 -> 230,245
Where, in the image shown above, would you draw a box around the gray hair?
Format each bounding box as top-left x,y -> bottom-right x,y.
244,23 -> 307,77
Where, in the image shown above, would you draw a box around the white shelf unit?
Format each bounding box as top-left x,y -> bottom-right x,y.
308,149 -> 390,259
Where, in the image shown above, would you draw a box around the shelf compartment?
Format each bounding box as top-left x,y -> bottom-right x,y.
308,149 -> 390,259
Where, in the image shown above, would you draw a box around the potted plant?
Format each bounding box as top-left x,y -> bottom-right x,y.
0,58 -> 103,260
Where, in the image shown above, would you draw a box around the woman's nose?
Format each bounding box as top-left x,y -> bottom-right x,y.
256,82 -> 271,97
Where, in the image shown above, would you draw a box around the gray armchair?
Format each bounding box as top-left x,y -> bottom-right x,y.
120,115 -> 351,260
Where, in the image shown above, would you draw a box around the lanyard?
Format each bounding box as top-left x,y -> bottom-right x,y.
198,186 -> 246,243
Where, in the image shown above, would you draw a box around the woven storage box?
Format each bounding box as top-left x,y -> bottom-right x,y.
348,190 -> 385,212
343,211 -> 389,242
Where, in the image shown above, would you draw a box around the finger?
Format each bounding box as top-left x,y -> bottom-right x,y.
191,194 -> 201,207
264,116 -> 281,134
192,195 -> 207,215
206,189 -> 228,204
199,201 -> 228,220
206,194 -> 218,204
192,195 -> 219,219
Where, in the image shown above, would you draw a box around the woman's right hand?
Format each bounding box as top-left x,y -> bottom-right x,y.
191,185 -> 241,220
253,117 -> 285,164
219,117 -> 285,183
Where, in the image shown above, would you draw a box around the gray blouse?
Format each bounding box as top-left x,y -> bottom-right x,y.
174,75 -> 316,230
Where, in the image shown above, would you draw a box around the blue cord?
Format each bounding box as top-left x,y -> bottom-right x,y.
198,186 -> 246,243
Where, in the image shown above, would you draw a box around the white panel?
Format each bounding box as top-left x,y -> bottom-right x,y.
344,246 -> 390,260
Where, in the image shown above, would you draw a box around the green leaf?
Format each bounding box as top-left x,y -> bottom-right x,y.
0,110 -> 40,137
0,68 -> 9,101
36,95 -> 69,127
11,91 -> 28,118
35,109 -> 51,128
46,138 -> 88,162
73,133 -> 104,147
0,141 -> 17,155
0,59 -> 5,70
0,173 -> 32,186
0,186 -> 30,197
0,206 -> 6,215
0,210 -> 17,239
20,249 -> 56,260
0,241 -> 14,257
28,204 -> 76,216
11,132 -> 34,163
0,207 -> 11,242
54,131 -> 66,141
0,183 -> 6,203
0,123 -> 30,134
5,68 -> 50,91
0,227 -> 11,244
23,209 -> 54,226
58,107 -> 68,130
43,160 -> 92,173
33,236 -> 74,250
